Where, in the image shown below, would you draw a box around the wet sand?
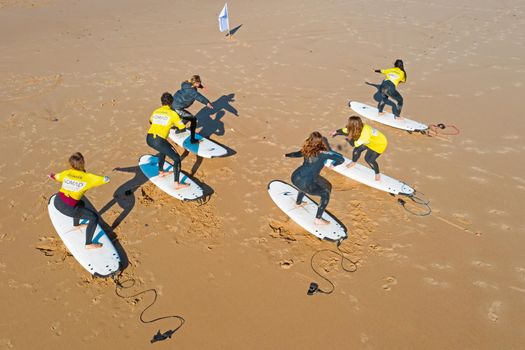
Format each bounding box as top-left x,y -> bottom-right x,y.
1,0 -> 524,348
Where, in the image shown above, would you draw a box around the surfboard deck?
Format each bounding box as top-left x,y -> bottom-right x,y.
47,195 -> 121,277
326,156 -> 414,196
349,101 -> 428,132
267,180 -> 347,242
138,154 -> 203,201
169,129 -> 228,158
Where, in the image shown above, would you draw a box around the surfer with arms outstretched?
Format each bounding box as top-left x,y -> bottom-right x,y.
171,75 -> 214,144
331,116 -> 388,181
146,92 -> 190,190
285,132 -> 344,226
48,152 -> 109,249
374,59 -> 406,119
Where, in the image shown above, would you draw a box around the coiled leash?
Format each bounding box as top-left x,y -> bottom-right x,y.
112,273 -> 185,343
422,123 -> 460,137
397,190 -> 432,217
307,242 -> 358,296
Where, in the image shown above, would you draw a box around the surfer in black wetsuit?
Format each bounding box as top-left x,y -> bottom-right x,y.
171,75 -> 214,144
285,131 -> 344,226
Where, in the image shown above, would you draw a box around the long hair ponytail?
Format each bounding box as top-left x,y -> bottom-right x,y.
394,59 -> 407,80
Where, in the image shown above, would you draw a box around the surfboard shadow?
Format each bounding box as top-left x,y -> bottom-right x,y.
226,24 -> 243,36
99,165 -> 148,231
365,81 -> 399,115
81,196 -> 130,271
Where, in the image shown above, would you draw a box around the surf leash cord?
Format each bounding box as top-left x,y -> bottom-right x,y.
308,243 -> 358,296
421,123 -> 460,137
397,189 -> 432,217
112,273 -> 185,344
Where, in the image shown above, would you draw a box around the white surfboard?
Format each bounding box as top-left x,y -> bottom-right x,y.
169,130 -> 228,158
138,154 -> 203,201
47,195 -> 121,277
325,156 -> 414,196
267,180 -> 347,242
349,101 -> 428,132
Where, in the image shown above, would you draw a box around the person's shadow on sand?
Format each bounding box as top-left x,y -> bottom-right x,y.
99,165 -> 148,230
365,81 -> 399,115
194,93 -> 238,138
180,93 -> 238,174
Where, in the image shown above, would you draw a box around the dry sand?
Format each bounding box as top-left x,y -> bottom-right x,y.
1,0 -> 524,348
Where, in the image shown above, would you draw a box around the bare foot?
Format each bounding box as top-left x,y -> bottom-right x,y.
314,218 -> 330,226
375,173 -> 381,181
295,201 -> 308,208
346,162 -> 356,169
158,170 -> 173,178
174,182 -> 191,190
378,111 -> 386,116
85,243 -> 103,249
394,116 -> 404,120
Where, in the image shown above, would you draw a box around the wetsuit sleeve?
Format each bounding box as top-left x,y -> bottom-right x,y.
327,151 -> 345,167
352,145 -> 367,162
346,138 -> 355,147
332,128 -> 347,137
189,88 -> 211,105
285,151 -> 303,158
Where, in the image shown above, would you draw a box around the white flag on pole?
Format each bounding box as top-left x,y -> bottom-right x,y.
218,3 -> 229,33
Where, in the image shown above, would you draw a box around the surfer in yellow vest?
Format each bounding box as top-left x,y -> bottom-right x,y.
285,132 -> 345,226
147,93 -> 190,190
374,59 -> 406,119
331,116 -> 388,181
48,152 -> 109,249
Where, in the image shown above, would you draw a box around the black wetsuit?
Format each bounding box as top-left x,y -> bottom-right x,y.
171,81 -> 211,143
146,134 -> 181,182
378,80 -> 403,117
285,150 -> 344,219
54,195 -> 99,245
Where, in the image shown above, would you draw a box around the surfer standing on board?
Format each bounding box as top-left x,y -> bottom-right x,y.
171,75 -> 214,144
285,132 -> 344,226
331,116 -> 388,181
146,93 -> 190,190
48,152 -> 109,249
374,59 -> 406,119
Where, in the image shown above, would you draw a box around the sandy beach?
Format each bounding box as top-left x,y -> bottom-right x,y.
1,0 -> 524,348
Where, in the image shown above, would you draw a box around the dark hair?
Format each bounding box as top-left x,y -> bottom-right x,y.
394,59 -> 407,80
69,152 -> 85,171
161,92 -> 174,106
301,131 -> 328,158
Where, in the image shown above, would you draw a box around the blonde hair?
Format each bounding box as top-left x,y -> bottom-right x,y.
301,131 -> 328,158
69,152 -> 85,171
346,116 -> 364,141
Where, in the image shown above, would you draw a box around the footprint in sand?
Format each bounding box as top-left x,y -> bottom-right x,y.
279,259 -> 294,269
488,209 -> 507,216
382,276 -> 398,291
471,260 -> 493,269
473,281 -> 498,290
423,277 -> 449,288
488,301 -> 503,323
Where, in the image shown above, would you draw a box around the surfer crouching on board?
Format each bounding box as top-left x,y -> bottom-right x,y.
147,92 -> 190,190
48,152 -> 109,249
285,132 -> 344,226
171,75 -> 214,144
331,116 -> 387,181
374,59 -> 406,119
